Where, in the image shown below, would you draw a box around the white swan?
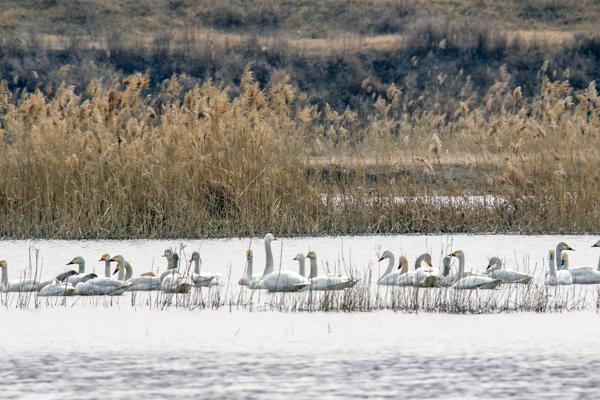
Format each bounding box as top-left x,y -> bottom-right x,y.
111,255 -> 161,291
189,251 -> 219,287
305,251 -> 358,290
412,253 -> 443,288
63,257 -> 97,286
377,250 -> 405,286
485,257 -> 532,284
75,274 -> 132,296
260,233 -> 308,292
448,250 -> 501,290
38,279 -> 76,296
160,253 -> 192,294
546,250 -> 572,285
559,252 -> 595,284
0,260 -> 41,292
239,249 -> 264,289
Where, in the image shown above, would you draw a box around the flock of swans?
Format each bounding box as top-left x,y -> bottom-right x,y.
1,235 -> 600,295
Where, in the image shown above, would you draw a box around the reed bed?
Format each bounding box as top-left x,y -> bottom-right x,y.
1,66 -> 600,237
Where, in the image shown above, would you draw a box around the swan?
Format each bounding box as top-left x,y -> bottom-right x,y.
546,250 -> 572,285
448,250 -> 501,290
63,257 -> 97,286
260,233 -> 308,292
38,279 -> 76,296
377,250 -> 405,285
75,274 -> 132,296
189,251 -> 219,287
160,253 -> 192,294
305,251 -> 359,290
239,249 -> 264,289
555,241 -> 600,284
111,255 -> 161,291
412,253 -> 443,288
559,252 -> 596,284
485,257 -> 532,284
0,260 -> 41,292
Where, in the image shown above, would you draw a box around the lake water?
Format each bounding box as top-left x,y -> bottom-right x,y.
2,234 -> 600,398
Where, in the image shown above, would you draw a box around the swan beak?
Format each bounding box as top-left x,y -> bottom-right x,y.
109,256 -> 116,262
378,256 -> 384,262
426,260 -> 432,267
66,260 -> 74,265
112,269 -> 119,275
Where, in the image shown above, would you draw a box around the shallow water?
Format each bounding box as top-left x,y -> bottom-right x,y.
2,235 -> 600,398
2,234 -> 600,283
2,309 -> 600,399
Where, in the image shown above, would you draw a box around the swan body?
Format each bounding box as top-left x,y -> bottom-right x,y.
75,277 -> 132,295
190,251 -> 219,287
306,251 -> 358,290
38,279 -> 76,296
239,249 -> 264,289
412,253 -> 443,288
377,251 -> 406,285
449,250 -> 501,290
0,260 -> 41,292
259,234 -> 308,292
485,257 -> 532,284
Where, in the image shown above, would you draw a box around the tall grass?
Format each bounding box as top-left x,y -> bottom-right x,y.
2,65 -> 600,237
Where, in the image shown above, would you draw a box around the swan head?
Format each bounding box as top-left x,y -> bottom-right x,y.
557,242 -> 574,251
448,250 -> 464,258
592,240 -> 600,248
246,249 -> 253,260
67,256 -> 84,266
293,253 -> 305,261
0,260 -> 6,269
109,255 -> 125,263
378,250 -> 394,262
486,257 -> 502,271
163,249 -> 173,258
548,249 -> 555,259
99,253 -> 111,262
264,233 -> 277,243
397,256 -> 409,271
190,251 -> 200,262
306,251 -> 316,260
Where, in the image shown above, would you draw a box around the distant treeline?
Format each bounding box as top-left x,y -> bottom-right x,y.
1,17 -> 600,113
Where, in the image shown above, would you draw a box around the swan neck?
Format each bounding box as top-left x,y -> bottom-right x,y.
264,240 -> 274,276
124,262 -> 133,280
117,261 -> 125,281
245,258 -> 253,280
555,244 -> 562,270
384,254 -> 395,277
414,254 -> 424,270
298,258 -> 306,277
104,260 -> 111,278
597,255 -> 600,272
78,260 -> 85,273
1,266 -> 6,287
548,256 -> 556,277
309,257 -> 318,278
194,258 -> 200,275
458,254 -> 465,279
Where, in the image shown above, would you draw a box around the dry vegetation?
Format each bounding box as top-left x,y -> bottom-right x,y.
1,64 -> 600,238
